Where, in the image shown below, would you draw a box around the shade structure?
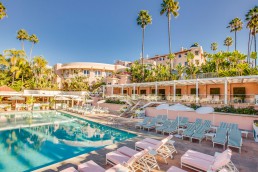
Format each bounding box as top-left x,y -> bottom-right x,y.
155,103 -> 170,110
97,100 -> 106,104
8,96 -> 25,101
168,103 -> 194,111
196,106 -> 214,114
54,96 -> 70,101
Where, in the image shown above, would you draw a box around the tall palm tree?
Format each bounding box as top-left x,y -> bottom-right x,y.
17,29 -> 29,51
137,10 -> 152,81
227,18 -> 243,51
160,0 -> 180,56
175,63 -> 184,79
167,53 -> 175,79
223,37 -> 233,51
29,34 -> 39,62
0,2 -> 7,20
211,42 -> 218,53
246,6 -> 258,65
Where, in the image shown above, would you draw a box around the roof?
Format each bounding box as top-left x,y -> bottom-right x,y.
106,75 -> 258,88
0,85 -> 16,92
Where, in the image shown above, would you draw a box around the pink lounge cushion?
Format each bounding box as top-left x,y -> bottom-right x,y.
117,146 -> 139,157
126,149 -> 148,166
181,155 -> 212,171
105,164 -> 129,172
78,160 -> 105,172
167,166 -> 187,172
184,150 -> 215,162
60,167 -> 78,172
211,149 -> 232,171
136,141 -> 156,150
106,151 -> 130,165
142,138 -> 159,145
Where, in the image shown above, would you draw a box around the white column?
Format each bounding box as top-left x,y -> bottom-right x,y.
133,85 -> 136,99
196,79 -> 199,103
121,86 -> 124,96
173,81 -> 176,102
155,82 -> 158,101
111,86 -> 114,96
224,78 -> 228,104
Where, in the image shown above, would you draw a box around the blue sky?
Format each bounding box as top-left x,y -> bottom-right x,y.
0,0 -> 256,66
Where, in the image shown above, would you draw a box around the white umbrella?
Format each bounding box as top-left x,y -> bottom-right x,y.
8,96 -> 25,101
54,96 -> 70,101
168,103 -> 194,137
156,103 -> 170,116
196,106 -> 215,125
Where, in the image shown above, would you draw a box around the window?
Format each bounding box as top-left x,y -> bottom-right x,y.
210,88 -> 220,95
123,90 -> 127,94
95,71 -> 101,76
178,54 -> 182,58
106,72 -> 112,77
185,53 -> 188,56
185,62 -> 188,66
195,51 -> 199,55
140,90 -> 146,95
190,88 -> 199,95
176,89 -> 181,96
151,89 -> 155,94
83,70 -> 90,75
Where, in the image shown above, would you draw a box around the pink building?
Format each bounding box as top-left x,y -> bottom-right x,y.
54,62 -> 129,89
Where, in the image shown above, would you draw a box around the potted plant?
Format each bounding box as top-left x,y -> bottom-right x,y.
41,105 -> 45,110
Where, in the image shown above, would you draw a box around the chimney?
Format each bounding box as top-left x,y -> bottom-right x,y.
181,47 -> 184,51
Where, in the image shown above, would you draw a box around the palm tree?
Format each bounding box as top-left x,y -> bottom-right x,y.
0,54 -> 9,67
33,56 -> 48,86
0,2 -> 7,20
211,42 -> 218,53
160,0 -> 180,55
246,6 -> 258,65
175,63 -> 184,79
29,34 -> 39,62
227,18 -> 243,51
224,37 -> 233,51
167,53 -> 175,79
17,29 -> 29,51
137,10 -> 152,81
211,52 -> 225,72
186,52 -> 194,65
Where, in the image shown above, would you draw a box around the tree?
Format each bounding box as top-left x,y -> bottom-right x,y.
137,10 -> 152,81
210,52 -> 225,72
246,6 -> 258,66
0,2 -> 7,20
227,18 -> 243,51
186,52 -> 194,65
33,56 -> 48,87
17,29 -> 29,51
175,63 -> 184,79
251,52 -> 257,67
167,53 -> 175,79
224,37 -> 233,51
160,0 -> 180,54
191,43 -> 199,48
29,34 -> 39,62
210,42 -> 218,53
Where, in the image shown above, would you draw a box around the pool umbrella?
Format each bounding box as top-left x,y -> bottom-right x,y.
155,103 -> 170,116
168,103 -> 194,138
196,106 -> 215,125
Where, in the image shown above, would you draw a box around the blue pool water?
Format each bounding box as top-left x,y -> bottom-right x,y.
0,111 -> 136,172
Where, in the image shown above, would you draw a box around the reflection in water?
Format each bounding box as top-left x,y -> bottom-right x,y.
0,112 -> 136,172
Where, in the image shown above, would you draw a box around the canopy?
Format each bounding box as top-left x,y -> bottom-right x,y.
196,106 -> 214,114
54,96 -> 70,101
8,96 -> 25,101
155,103 -> 170,110
168,103 -> 194,111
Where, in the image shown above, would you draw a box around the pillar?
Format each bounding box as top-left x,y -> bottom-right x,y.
196,79 -> 199,103
173,82 -> 176,102
224,78 -> 228,104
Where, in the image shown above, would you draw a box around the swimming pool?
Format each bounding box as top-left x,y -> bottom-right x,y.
0,111 -> 136,172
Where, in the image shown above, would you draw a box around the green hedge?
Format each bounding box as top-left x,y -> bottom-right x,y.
105,99 -> 125,105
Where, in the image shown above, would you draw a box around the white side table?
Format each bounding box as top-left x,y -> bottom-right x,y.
205,133 -> 215,141
241,131 -> 249,138
210,126 -> 217,132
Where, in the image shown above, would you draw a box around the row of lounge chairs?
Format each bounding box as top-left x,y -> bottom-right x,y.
60,136 -> 238,172
67,106 -> 109,115
213,122 -> 242,153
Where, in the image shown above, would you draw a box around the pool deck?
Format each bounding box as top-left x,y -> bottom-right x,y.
34,111 -> 258,172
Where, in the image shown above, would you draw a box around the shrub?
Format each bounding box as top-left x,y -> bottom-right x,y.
105,98 -> 125,105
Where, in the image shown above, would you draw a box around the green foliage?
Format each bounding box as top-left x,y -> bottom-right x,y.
105,98 -> 125,104
137,10 -> 152,29
0,2 -> 7,20
62,76 -> 89,91
214,106 -> 257,115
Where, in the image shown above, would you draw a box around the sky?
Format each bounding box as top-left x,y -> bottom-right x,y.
0,0 -> 257,66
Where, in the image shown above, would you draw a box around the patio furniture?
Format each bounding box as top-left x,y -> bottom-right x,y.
135,135 -> 174,163
142,117 -> 158,131
200,95 -> 213,103
213,128 -> 228,149
205,132 -> 216,141
228,129 -> 242,153
179,117 -> 189,127
156,120 -> 171,133
181,149 -> 238,172
135,117 -> 150,129
213,95 -> 222,104
162,121 -> 179,135
60,167 -> 78,172
167,166 -> 187,172
182,124 -> 196,141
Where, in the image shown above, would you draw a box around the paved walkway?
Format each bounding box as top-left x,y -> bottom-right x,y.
35,112 -> 258,172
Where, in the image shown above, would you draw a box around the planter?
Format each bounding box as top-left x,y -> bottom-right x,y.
99,103 -> 127,112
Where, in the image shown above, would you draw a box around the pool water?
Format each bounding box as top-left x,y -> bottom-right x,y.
0,111 -> 136,172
